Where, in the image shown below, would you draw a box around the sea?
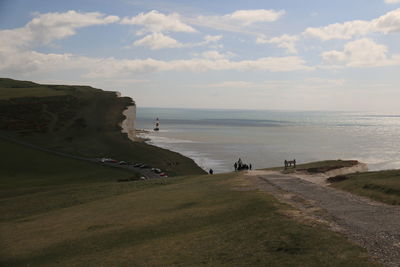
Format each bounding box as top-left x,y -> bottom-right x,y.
136,107 -> 400,173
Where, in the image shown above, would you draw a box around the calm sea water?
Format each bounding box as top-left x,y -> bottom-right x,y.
136,107 -> 400,173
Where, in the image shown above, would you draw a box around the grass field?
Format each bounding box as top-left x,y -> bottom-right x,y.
0,140 -> 377,266
0,78 -> 68,99
0,78 -> 204,176
0,139 -> 139,221
330,170 -> 400,205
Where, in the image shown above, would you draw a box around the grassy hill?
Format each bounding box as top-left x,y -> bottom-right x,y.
330,170 -> 400,205
0,140 -> 376,266
0,78 -> 204,176
0,139 -> 139,221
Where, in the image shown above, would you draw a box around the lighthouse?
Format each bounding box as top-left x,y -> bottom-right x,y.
154,117 -> 160,131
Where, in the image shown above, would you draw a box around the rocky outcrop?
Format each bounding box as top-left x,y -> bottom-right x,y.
121,104 -> 136,142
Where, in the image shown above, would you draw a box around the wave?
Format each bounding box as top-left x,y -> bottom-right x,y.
142,133 -> 229,173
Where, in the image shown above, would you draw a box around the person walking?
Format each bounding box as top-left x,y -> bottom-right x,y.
249,163 -> 252,170
234,162 -> 237,171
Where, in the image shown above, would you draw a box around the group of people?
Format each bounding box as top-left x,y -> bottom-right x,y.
284,159 -> 296,169
234,158 -> 252,171
209,157 -> 297,174
208,158 -> 253,175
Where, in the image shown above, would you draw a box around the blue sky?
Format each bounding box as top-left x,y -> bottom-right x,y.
1,0 -> 400,111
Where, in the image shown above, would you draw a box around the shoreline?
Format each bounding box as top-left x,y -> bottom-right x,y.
136,131 -> 228,173
130,107 -> 400,174
120,103 -> 208,172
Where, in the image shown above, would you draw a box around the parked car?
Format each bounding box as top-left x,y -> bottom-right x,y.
151,168 -> 162,173
118,161 -> 127,165
101,158 -> 117,163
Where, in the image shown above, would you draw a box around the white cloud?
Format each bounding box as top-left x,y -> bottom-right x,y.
203,81 -> 255,88
304,8 -> 400,40
0,48 -> 312,78
385,0 -> 400,4
203,35 -> 223,43
0,10 -> 119,50
321,38 -> 400,67
257,34 -> 299,54
305,20 -> 371,40
187,35 -> 223,47
121,10 -> 196,34
133,32 -> 183,49
84,56 -> 312,78
373,8 -> 400,33
226,9 -> 285,26
123,11 -> 222,50
198,50 -> 235,60
190,9 -> 285,34
303,77 -> 346,87
201,78 -> 344,89
132,33 -> 222,50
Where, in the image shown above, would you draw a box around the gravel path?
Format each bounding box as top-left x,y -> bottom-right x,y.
250,172 -> 400,267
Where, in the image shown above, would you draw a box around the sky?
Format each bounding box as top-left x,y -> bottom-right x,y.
0,0 -> 400,112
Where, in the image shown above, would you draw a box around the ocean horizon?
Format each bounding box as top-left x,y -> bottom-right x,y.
136,107 -> 400,173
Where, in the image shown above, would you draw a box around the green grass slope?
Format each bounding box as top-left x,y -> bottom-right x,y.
330,170 -> 400,205
0,158 -> 376,266
264,158 -> 399,205
0,139 -> 139,221
0,78 -> 67,99
0,78 -> 204,176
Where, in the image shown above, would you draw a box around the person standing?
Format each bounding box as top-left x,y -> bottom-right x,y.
209,169 -> 214,175
234,162 -> 238,171
249,163 -> 252,170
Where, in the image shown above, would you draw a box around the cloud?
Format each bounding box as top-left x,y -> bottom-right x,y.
385,0 -> 400,4
199,78 -> 345,90
202,81 -> 255,88
186,35 -> 223,48
305,20 -> 371,40
226,9 -> 285,26
374,8 -> 400,33
121,10 -> 196,34
321,38 -> 400,67
202,35 -> 223,44
84,56 -> 312,78
0,10 -> 119,50
256,34 -> 299,54
189,9 -> 285,34
0,48 -> 312,78
133,32 -> 183,49
197,50 -> 235,60
123,11 -> 222,50
304,8 -> 400,40
132,34 -> 222,50
303,77 -> 345,87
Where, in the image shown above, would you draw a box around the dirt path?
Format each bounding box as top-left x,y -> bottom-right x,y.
247,171 -> 400,267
